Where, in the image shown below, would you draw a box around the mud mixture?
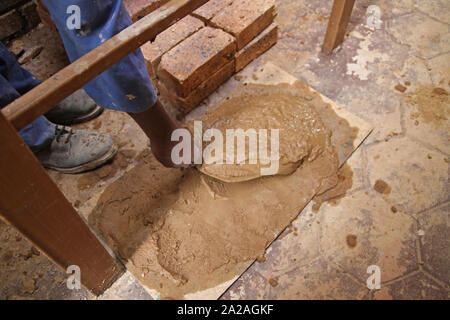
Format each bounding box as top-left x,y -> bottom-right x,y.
89,83 -> 358,299
193,84 -> 335,182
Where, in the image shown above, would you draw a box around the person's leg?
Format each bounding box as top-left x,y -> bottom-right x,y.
45,88 -> 104,125
43,0 -> 184,167
0,42 -> 117,173
0,41 -> 54,151
128,101 -> 180,167
42,0 -> 157,113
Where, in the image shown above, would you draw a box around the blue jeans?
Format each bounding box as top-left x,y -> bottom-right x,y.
0,0 -> 156,150
43,0 -> 157,113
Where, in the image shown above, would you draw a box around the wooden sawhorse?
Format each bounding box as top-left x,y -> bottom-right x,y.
0,0 -> 208,295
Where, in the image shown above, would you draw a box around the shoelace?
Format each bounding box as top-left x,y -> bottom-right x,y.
54,125 -> 74,143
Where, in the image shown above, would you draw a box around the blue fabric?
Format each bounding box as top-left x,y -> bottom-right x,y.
43,0 -> 157,113
0,42 -> 55,150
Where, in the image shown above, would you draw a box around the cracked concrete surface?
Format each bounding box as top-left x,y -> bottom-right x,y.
1,0 -> 448,300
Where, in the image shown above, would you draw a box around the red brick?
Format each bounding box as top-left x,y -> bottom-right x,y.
123,0 -> 170,22
192,0 -> 234,23
158,26 -> 236,98
140,15 -> 204,78
235,23 -> 278,72
159,60 -> 235,112
141,42 -> 156,78
152,78 -> 159,95
211,0 -> 276,50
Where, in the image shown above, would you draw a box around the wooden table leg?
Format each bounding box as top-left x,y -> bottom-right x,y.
323,0 -> 356,53
0,111 -> 123,295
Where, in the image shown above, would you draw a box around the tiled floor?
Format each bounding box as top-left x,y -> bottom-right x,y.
0,0 -> 448,300
222,0 -> 449,300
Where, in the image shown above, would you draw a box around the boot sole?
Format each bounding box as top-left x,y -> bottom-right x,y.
43,145 -> 118,174
48,106 -> 104,126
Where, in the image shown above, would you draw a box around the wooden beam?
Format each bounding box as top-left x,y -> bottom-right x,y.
322,0 -> 355,53
0,111 -> 123,295
2,0 -> 208,131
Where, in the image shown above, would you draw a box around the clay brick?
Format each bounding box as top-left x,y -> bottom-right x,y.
192,0 -> 234,23
152,78 -> 159,95
235,23 -> 278,72
140,42 -> 156,78
123,0 -> 170,22
159,60 -> 235,112
0,10 -> 23,40
140,15 -> 205,78
158,26 -> 236,98
211,0 -> 276,50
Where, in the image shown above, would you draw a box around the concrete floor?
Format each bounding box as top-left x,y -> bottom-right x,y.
0,0 -> 448,300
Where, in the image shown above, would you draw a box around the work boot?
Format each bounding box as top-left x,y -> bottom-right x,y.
36,125 -> 118,174
45,89 -> 103,125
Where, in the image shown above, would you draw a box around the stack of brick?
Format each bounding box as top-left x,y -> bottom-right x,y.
158,26 -> 236,111
140,15 -> 205,79
0,0 -> 41,41
125,0 -> 278,113
123,0 -> 170,22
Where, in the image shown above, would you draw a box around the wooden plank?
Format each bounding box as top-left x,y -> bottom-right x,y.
0,111 -> 123,295
2,0 -> 208,131
322,0 -> 355,53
